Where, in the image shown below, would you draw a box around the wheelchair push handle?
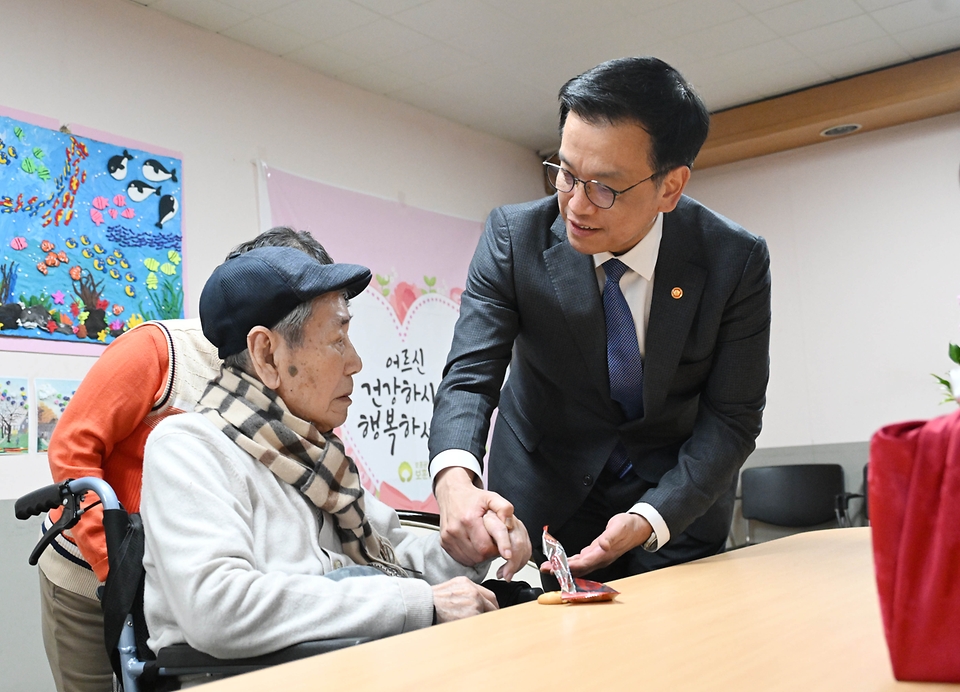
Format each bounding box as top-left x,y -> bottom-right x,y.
15,477 -> 123,566
15,483 -> 66,520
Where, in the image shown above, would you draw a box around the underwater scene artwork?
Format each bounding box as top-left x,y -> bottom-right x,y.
0,114 -> 183,350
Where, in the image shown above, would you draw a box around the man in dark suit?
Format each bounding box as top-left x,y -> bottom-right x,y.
429,57 -> 771,582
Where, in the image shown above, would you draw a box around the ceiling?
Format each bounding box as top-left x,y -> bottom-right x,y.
131,0 -> 960,155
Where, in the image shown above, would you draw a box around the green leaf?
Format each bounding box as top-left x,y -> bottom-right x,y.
932,374 -> 951,388
423,275 -> 436,287
949,343 -> 960,365
376,274 -> 390,286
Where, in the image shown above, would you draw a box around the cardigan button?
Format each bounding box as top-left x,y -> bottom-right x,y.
333,559 -> 343,570
582,474 -> 593,486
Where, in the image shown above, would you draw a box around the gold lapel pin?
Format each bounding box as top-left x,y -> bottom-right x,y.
671,287 -> 683,299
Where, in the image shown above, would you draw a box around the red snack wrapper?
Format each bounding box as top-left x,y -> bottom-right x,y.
542,526 -> 575,592
542,526 -> 619,602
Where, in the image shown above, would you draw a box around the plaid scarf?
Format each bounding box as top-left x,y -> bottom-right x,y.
197,366 -> 406,577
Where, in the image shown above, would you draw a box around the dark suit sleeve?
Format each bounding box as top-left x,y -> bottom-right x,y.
646,235 -> 771,541
428,206 -> 519,468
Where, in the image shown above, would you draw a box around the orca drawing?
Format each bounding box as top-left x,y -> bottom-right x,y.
107,150 -> 134,181
156,194 -> 178,229
142,159 -> 178,183
127,180 -> 162,203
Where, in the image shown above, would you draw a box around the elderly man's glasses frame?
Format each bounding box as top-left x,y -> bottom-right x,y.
543,161 -> 661,210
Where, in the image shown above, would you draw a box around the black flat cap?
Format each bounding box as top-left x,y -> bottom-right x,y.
200,246 -> 371,358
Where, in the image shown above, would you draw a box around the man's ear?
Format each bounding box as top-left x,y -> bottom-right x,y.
656,165 -> 691,214
247,326 -> 281,389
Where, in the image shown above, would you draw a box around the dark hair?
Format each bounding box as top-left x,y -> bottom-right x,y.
226,226 -> 334,265
558,57 -> 710,176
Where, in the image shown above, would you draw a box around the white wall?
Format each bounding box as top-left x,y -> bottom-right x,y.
686,111 -> 960,449
0,0 -> 543,498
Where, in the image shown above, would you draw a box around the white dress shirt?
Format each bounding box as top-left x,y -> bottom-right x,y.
431,213 -> 670,550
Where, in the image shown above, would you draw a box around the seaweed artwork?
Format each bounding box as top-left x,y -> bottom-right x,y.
1,113 -> 184,351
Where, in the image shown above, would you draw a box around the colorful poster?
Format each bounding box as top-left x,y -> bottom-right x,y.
35,378 -> 81,452
0,377 -> 30,455
263,163 -> 482,511
0,111 -> 183,353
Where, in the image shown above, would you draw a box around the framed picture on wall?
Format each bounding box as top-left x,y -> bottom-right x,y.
1,107 -> 184,356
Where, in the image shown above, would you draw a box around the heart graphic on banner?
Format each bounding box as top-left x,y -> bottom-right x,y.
342,288 -> 459,508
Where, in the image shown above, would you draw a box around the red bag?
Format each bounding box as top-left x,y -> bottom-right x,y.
869,409 -> 960,682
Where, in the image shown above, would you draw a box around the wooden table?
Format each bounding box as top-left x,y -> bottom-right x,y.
198,528 -> 957,691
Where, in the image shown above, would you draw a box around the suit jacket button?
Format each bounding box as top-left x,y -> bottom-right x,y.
582,474 -> 593,486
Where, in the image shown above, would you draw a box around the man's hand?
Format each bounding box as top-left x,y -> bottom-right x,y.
434,467 -> 532,579
482,509 -> 531,582
550,513 -> 652,577
431,576 -> 499,623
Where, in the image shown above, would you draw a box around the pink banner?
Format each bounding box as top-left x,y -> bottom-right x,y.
264,164 -> 483,511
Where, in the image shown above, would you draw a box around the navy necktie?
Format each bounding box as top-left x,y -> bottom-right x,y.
602,258 -> 643,478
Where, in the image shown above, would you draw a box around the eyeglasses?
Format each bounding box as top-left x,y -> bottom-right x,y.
543,161 -> 659,209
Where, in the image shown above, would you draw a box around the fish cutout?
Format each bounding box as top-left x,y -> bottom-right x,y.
124,272 -> 136,282
156,195 -> 178,229
160,262 -> 177,276
92,196 -> 109,210
41,240 -> 55,252
92,258 -> 105,272
112,304 -> 124,315
124,285 -> 135,297
65,238 -> 78,249
106,257 -> 116,266
112,194 -> 127,207
45,252 -> 60,267
109,209 -> 118,219
108,150 -> 134,181
69,266 -> 82,281
82,249 -> 93,259
80,235 -> 90,245
57,251 -> 68,263
121,207 -> 135,219
10,237 -> 27,251
142,159 -> 177,183
120,259 -> 130,269
89,209 -> 104,226
109,268 -> 121,279
36,262 -> 48,275
93,244 -> 105,254
146,273 -> 158,290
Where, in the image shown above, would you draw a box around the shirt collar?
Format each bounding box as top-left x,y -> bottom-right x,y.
592,212 -> 663,281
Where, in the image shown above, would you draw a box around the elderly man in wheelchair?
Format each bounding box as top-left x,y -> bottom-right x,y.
141,246 -> 513,663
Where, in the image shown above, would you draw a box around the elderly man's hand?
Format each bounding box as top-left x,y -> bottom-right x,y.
434,467 -> 532,579
431,577 -> 498,623
555,513 -> 652,577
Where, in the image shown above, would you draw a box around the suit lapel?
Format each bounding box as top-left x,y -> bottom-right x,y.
643,205 -> 707,414
542,214 -> 611,393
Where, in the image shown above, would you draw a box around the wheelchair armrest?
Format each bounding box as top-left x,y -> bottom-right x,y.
154,638 -> 371,676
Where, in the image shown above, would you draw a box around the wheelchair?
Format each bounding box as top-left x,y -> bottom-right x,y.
16,477 -> 368,691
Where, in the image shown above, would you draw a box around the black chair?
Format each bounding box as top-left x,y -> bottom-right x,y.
16,478 -> 368,691
738,464 -> 860,545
